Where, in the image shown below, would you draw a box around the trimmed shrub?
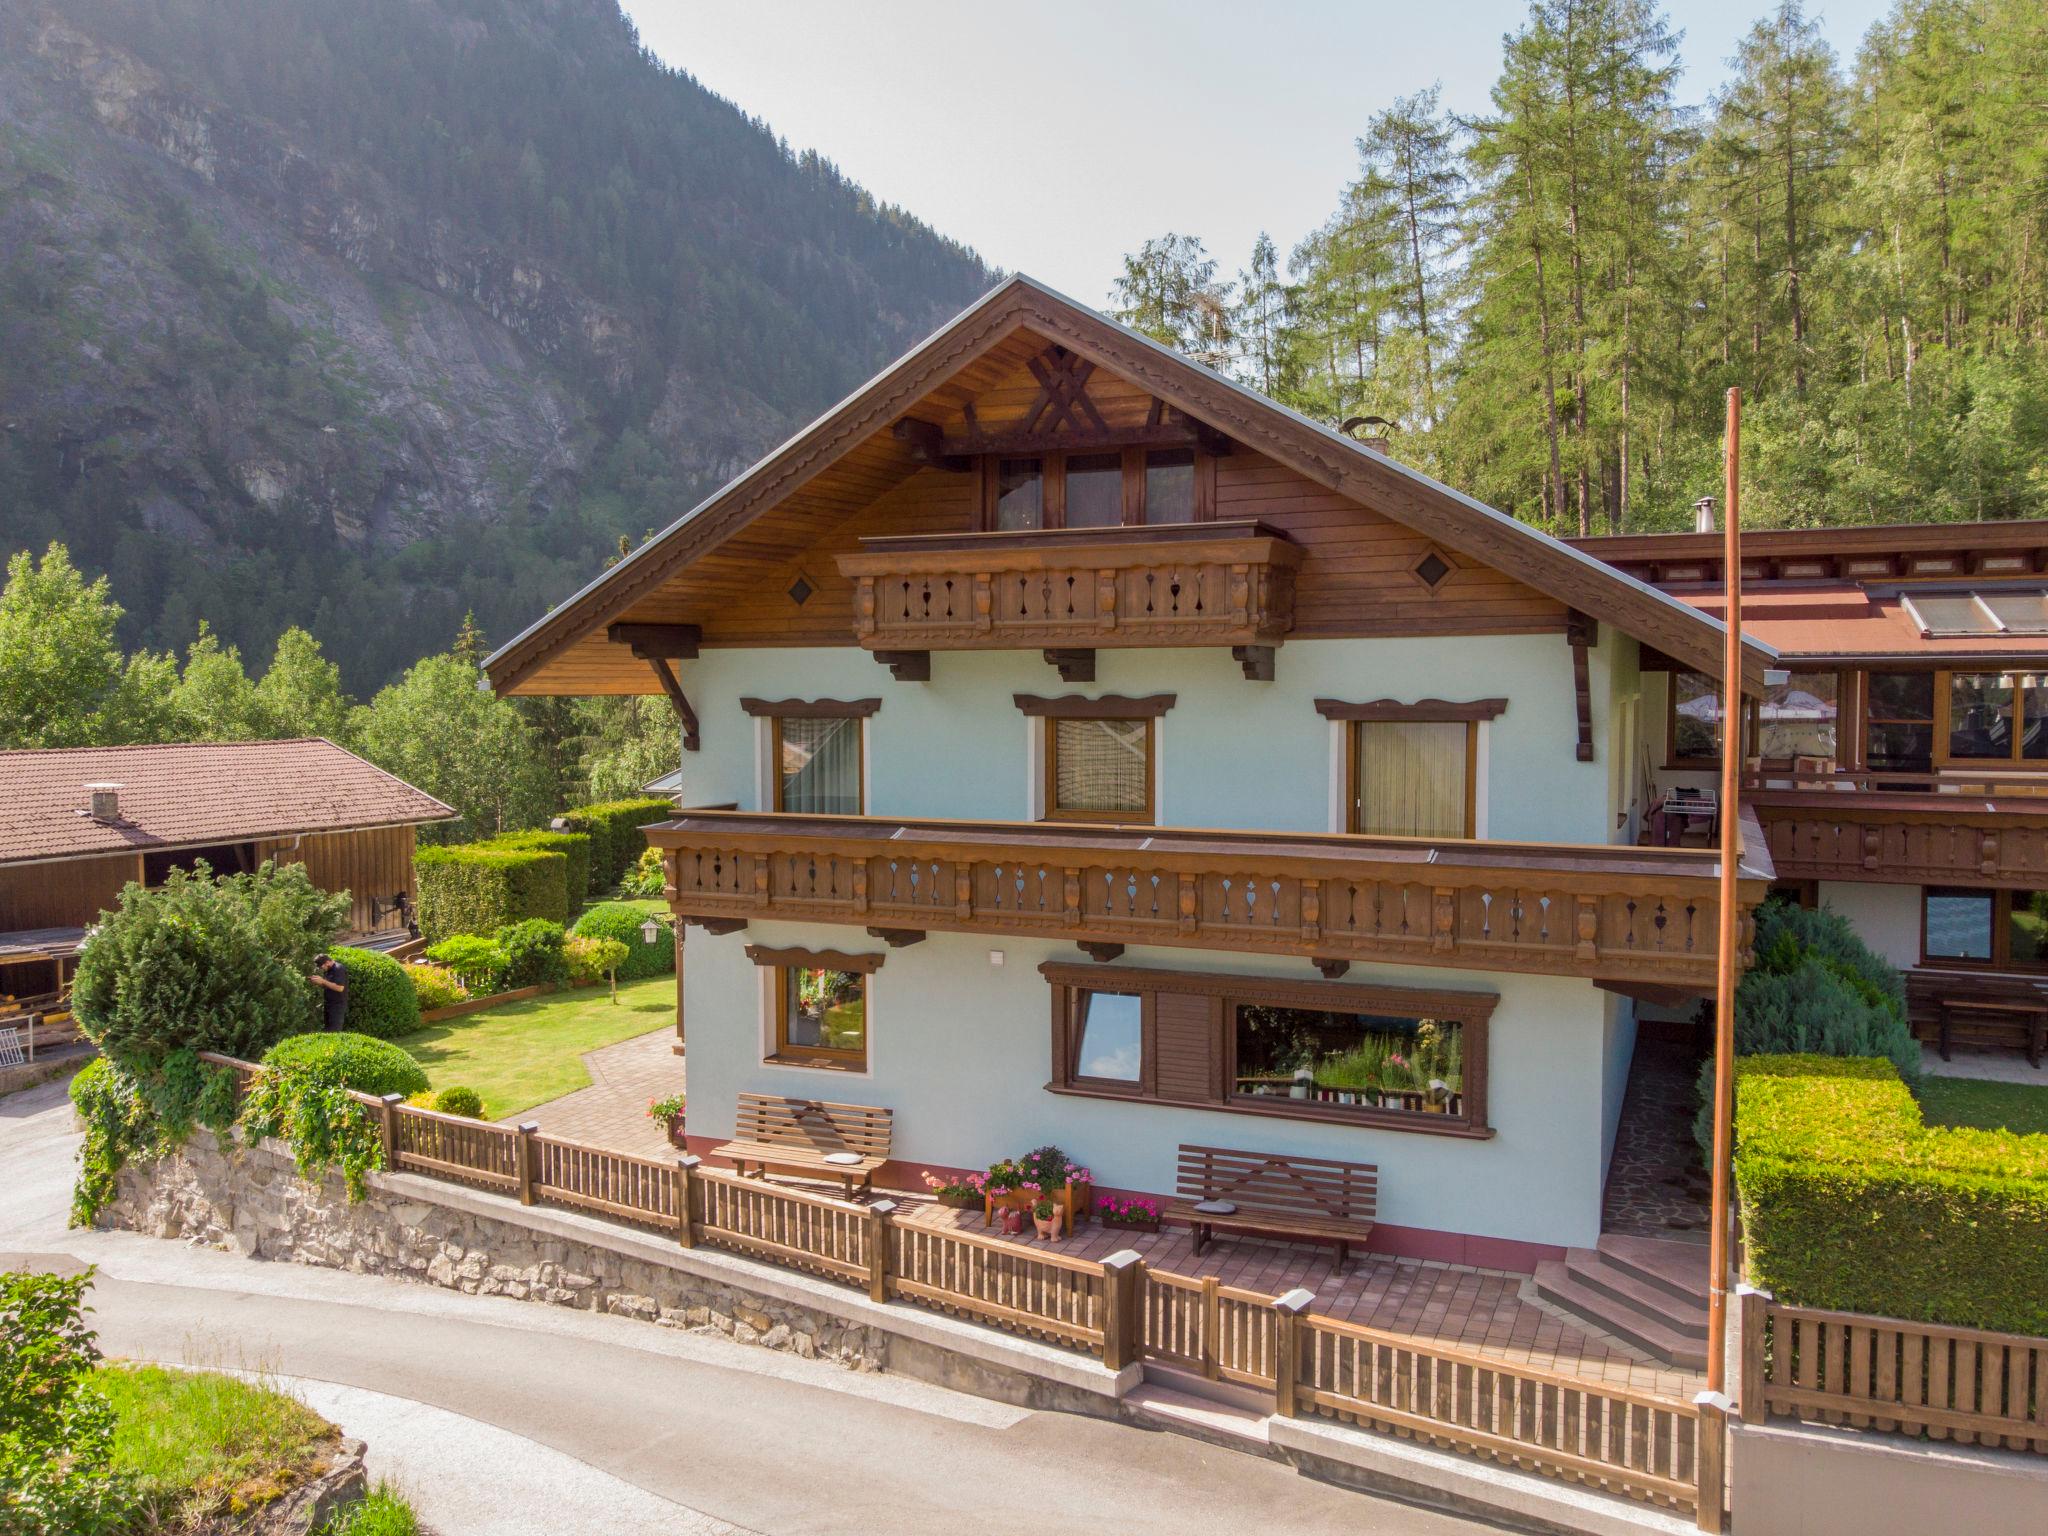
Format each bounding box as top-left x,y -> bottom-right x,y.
565,935 -> 630,987
413,844 -> 568,944
1734,1054 -> 2048,1334
403,963 -> 468,1013
72,861 -> 348,1073
571,903 -> 674,981
493,918 -> 569,989
263,1033 -> 429,1098
328,946 -> 420,1040
430,1086 -> 484,1119
484,830 -> 591,908
422,935 -> 510,995
559,798 -> 674,894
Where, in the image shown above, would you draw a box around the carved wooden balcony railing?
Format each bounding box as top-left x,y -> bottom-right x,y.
835,522 -> 1304,653
1748,788 -> 2048,888
648,812 -> 1771,986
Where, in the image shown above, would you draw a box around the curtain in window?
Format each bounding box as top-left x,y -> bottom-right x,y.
1356,721 -> 1468,837
1054,719 -> 1147,814
779,717 -> 861,814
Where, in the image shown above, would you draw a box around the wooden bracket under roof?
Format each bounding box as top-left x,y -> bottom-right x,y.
608,624 -> 702,751
1565,611 -> 1596,764
1043,648 -> 1095,683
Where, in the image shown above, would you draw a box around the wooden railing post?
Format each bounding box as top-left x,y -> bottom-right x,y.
516,1121 -> 539,1206
1272,1288 -> 1315,1418
1737,1284 -> 1771,1425
1100,1250 -> 1143,1371
378,1093 -> 403,1170
675,1154 -> 700,1248
1692,1390 -> 1732,1533
865,1199 -> 895,1303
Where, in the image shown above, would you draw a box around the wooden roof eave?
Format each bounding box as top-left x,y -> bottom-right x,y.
485,275 -> 1771,695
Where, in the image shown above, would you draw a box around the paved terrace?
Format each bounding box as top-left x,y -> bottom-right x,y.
512,1031 -> 1700,1401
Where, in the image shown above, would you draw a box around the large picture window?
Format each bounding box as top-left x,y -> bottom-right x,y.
1922,887 -> 2048,971
1865,672 -> 1935,773
743,699 -> 876,816
747,944 -> 882,1071
1758,671 -> 1839,765
1944,672 -> 2048,763
1044,961 -> 1494,1136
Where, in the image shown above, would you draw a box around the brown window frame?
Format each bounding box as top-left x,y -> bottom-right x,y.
976,448 -> 1214,531
1934,669 -> 2048,768
1042,961 -> 1496,1138
1316,699 -> 1503,840
741,698 -> 879,816
746,943 -> 882,1071
1919,887 -> 2048,973
1017,693 -> 1173,827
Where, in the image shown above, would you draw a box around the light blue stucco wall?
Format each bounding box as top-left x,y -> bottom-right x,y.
681,921 -> 1617,1250
658,636 -> 1614,842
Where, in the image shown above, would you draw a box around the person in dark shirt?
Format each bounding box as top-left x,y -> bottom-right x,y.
310,953 -> 349,1032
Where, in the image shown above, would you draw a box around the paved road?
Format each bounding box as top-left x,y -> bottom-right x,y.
2,1076 -> 1490,1535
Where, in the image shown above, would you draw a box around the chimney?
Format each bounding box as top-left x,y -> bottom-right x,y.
1693,495 -> 1717,534
85,782 -> 123,823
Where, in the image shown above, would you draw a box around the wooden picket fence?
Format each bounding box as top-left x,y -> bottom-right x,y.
1742,1288 -> 2048,1454
196,1051 -> 1720,1525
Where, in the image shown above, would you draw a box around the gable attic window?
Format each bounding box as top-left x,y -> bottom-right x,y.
994,458 -> 1045,530
1143,448 -> 1195,523
977,447 -> 1210,530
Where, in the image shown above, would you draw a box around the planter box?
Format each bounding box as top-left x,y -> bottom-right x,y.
1100,1216 -> 1161,1235
419,984 -> 550,1024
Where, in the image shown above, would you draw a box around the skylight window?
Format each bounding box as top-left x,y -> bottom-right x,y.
1901,588 -> 2048,637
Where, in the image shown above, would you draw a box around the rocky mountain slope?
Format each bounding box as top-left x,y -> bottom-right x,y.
0,0 -> 993,688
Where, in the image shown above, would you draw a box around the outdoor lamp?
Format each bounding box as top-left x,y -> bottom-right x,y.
640,916 -> 661,945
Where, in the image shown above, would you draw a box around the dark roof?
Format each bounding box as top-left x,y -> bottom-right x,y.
0,739 -> 453,867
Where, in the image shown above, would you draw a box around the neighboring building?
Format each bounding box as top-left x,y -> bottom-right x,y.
1575,520 -> 2048,1058
0,738 -> 453,1002
487,275 -> 1777,1272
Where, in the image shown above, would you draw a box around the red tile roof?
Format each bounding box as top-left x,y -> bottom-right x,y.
0,740 -> 454,867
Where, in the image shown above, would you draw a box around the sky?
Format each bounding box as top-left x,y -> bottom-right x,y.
621,0 -> 1896,306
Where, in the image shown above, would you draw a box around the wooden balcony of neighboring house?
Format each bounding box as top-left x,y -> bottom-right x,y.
647,810 -> 1775,989
835,521 -> 1304,672
1733,767 -> 2048,887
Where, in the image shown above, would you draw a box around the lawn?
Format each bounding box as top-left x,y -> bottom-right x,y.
1918,1075 -> 2048,1135
397,974 -> 673,1119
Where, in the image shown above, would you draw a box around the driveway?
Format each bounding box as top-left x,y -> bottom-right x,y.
1,1074 -> 1489,1536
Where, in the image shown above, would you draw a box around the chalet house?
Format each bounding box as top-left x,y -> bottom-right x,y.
487,275 -> 1777,1274
1576,521 -> 2048,1064
0,739 -> 453,1008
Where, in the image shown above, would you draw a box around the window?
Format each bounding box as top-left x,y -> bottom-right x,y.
747,944 -> 882,1070
743,699 -> 877,815
1049,717 -> 1152,821
1865,672 -> 1935,774
1143,448 -> 1195,523
1944,672 -> 2048,763
1233,1005 -> 1465,1118
1044,961 -> 1494,1135
994,457 -> 1044,531
1903,587 -> 2048,637
1922,888 -> 2048,971
1670,670 -> 1722,764
1350,720 -> 1474,838
1070,990 -> 1143,1085
1758,671 -> 1839,765
1063,452 -> 1123,527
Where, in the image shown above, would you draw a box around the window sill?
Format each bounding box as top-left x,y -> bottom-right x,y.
1043,1081 -> 1495,1139
764,1053 -> 866,1073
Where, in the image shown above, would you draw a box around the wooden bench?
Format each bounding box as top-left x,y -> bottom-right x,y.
1162,1144 -> 1378,1272
714,1093 -> 893,1195
1905,969 -> 2047,1068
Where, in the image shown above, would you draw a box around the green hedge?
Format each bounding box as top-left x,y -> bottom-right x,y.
413,844 -> 569,943
484,830 -> 591,908
263,1032 -> 429,1098
559,798 -> 674,895
495,918 -> 569,989
1735,1054 -> 2048,1334
328,946 -> 421,1040
571,902 -> 674,981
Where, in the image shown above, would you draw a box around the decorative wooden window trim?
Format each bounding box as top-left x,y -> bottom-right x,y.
976,449 -> 1213,532
1918,886 -> 2048,973
1408,546 -> 1456,594
1040,961 -> 1495,1137
744,944 -> 885,973
1014,693 -> 1177,719
1315,698 -> 1508,723
739,698 -> 882,718
748,944 -> 880,1072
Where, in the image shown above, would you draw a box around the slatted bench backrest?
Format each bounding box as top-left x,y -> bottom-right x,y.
1176,1144 -> 1377,1226
1905,968 -> 2048,1019
734,1093 -> 893,1159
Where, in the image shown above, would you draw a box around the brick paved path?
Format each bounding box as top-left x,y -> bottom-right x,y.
507,1028 -> 682,1162
1600,1037 -> 1711,1244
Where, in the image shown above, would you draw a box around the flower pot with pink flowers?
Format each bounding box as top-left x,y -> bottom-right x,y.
645,1094 -> 686,1148
1096,1194 -> 1162,1234
921,1170 -> 984,1210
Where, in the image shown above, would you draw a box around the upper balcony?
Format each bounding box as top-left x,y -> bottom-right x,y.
1740,768 -> 2048,887
835,521 -> 1304,672
649,810 -> 1772,989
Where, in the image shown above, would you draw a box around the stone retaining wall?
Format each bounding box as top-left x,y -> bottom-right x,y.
108,1132 -> 888,1369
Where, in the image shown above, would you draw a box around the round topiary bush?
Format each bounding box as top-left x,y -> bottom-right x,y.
328,946 -> 421,1040
570,903 -> 674,981
493,918 -> 569,989
263,1032 -> 429,1098
431,1085 -> 484,1119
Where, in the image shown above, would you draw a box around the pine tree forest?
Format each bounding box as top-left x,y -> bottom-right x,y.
1111,0 -> 2048,535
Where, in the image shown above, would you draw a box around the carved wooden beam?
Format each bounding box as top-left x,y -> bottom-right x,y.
873,650 -> 931,682
1233,645 -> 1276,682
681,915 -> 747,936
1566,612 -> 1595,763
1078,941 -> 1125,963
1313,957 -> 1351,979
865,927 -> 927,948
1043,648 -> 1096,683
609,623 -> 703,750
891,417 -> 972,472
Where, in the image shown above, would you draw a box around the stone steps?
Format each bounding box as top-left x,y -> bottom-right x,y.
1534,1236 -> 1709,1371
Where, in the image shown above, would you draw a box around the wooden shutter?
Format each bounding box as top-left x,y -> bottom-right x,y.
1152,991 -> 1221,1103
